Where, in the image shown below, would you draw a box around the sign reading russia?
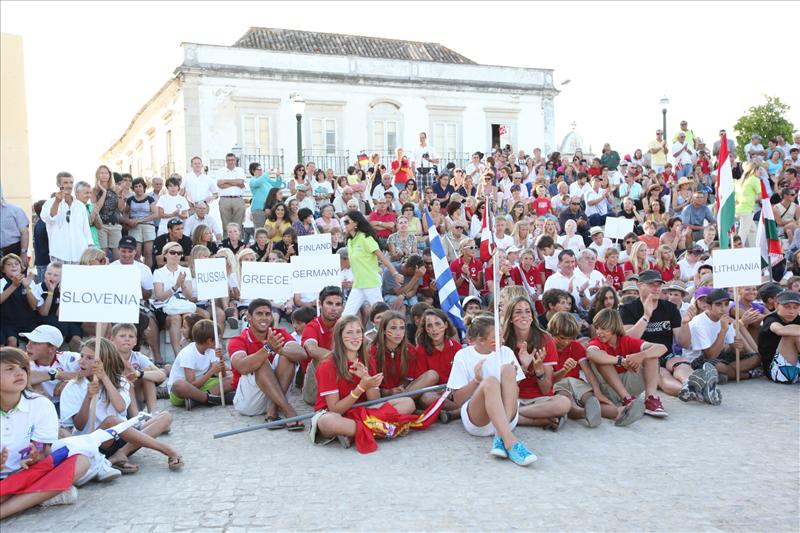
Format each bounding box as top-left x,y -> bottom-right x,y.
711,247 -> 762,289
298,233 -> 332,255
59,264 -> 142,323
240,255 -> 341,301
193,258 -> 228,300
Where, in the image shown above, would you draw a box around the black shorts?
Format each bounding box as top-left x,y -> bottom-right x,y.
154,308 -> 169,330
100,436 -> 128,458
0,322 -> 32,342
690,350 -> 758,370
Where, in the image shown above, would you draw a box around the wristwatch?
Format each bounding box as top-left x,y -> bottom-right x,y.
48,369 -> 58,381
616,356 -> 623,366
137,370 -> 144,380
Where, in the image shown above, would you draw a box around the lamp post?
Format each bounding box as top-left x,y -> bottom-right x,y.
659,96 -> 670,141
291,94 -> 306,165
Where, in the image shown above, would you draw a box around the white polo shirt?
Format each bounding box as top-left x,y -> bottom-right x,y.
183,172 -> 218,204
59,378 -> 131,436
215,167 -> 246,197
0,394 -> 59,477
30,352 -> 81,400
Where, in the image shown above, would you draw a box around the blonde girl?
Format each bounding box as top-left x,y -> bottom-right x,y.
511,220 -> 532,249
653,245 -> 680,282
623,241 -> 651,279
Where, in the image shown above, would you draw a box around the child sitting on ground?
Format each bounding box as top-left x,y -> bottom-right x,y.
167,319 -> 233,410
110,323 -> 166,415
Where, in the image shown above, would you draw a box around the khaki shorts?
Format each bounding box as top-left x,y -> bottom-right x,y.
302,362 -> 318,406
590,363 -> 644,405
128,223 -> 156,243
233,356 -> 282,416
519,396 -> 554,407
308,410 -> 335,445
553,377 -> 593,403
98,223 -> 123,249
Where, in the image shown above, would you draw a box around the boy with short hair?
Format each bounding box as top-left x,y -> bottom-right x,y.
111,323 -> 166,414
758,291 -> 800,383
167,319 -> 233,410
30,262 -> 82,352
586,309 -> 668,425
290,306 -> 317,344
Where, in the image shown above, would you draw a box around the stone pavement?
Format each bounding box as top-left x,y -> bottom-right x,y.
4,380 -> 798,532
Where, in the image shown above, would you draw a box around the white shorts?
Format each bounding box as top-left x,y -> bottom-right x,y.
770,352 -> 800,384
232,355 -> 281,416
342,286 -> 383,316
460,398 -> 519,437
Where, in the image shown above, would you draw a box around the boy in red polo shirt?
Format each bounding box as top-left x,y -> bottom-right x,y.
229,299 -> 307,427
586,309 -> 667,426
300,286 -> 344,405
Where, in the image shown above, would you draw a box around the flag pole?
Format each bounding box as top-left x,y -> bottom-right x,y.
211,298 -> 225,406
491,198 -> 502,353
89,324 -> 102,432
733,288 -> 741,383
213,384 -> 448,439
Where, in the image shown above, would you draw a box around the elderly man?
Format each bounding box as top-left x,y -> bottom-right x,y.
287,184 -> 316,213
40,172 -> 94,264
372,172 -> 400,201
215,152 -> 246,233
543,250 -> 585,307
680,192 -> 716,242
183,201 -> 222,241
572,248 -> 605,310
368,198 -> 396,249
334,187 -> 355,216
672,132 -> 695,178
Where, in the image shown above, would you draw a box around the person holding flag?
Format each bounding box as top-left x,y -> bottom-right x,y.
424,209 -> 467,332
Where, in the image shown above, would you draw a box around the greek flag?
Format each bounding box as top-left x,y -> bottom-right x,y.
425,209 -> 465,332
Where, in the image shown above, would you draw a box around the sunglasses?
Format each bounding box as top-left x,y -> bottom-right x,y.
570,202 -> 580,206
66,209 -> 71,224
424,261 -> 433,266
167,250 -> 183,256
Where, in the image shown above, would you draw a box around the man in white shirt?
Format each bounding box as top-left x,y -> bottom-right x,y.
465,152 -> 486,182
672,132 -> 694,178
412,132 -> 439,188
744,134 -> 767,161
588,227 -> 612,259
183,156 -> 218,210
543,250 -> 587,309
493,218 -> 514,251
286,184 -> 317,213
584,177 -> 613,227
215,153 -> 246,234
569,173 -> 591,198
183,201 -> 222,241
40,172 -> 94,264
572,248 -> 604,310
371,173 -> 400,201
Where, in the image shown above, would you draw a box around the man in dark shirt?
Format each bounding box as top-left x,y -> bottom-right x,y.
757,291 -> 800,382
558,196 -> 590,244
152,218 -> 192,269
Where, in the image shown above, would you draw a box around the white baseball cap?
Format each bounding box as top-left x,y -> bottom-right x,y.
20,325 -> 64,347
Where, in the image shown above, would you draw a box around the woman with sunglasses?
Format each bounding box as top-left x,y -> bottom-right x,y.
340,210 -> 403,317
288,164 -> 307,196
152,241 -> 194,357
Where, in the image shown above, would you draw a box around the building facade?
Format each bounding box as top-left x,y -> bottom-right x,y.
102,28 -> 557,177
1,33 -> 33,212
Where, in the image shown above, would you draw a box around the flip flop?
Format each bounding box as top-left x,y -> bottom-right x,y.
111,461 -> 139,475
285,420 -> 305,432
265,415 -> 285,430
168,456 -> 184,471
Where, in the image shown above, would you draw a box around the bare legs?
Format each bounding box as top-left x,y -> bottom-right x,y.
0,455 -> 90,519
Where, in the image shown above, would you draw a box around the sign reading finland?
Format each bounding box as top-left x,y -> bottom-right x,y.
298,233 -> 332,255
59,264 -> 142,323
711,247 -> 762,289
193,258 -> 228,300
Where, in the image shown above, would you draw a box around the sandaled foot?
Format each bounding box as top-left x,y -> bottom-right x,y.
265,415 -> 285,429
168,456 -> 184,471
111,461 -> 139,475
285,420 -> 305,431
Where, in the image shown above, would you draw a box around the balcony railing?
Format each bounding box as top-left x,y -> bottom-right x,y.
302,149 -> 350,175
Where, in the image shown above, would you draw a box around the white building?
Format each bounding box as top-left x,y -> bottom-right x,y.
102,27 -> 557,178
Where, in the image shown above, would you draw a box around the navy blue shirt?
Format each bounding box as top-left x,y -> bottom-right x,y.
33,219 -> 50,266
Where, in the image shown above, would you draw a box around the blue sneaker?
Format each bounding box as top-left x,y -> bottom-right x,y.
508,442 -> 538,466
489,435 -> 508,459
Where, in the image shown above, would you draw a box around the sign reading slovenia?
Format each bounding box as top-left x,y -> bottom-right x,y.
59,265 -> 142,323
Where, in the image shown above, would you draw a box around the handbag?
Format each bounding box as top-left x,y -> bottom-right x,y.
163,291 -> 196,315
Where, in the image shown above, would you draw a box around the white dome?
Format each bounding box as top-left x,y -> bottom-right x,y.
560,130 -> 585,155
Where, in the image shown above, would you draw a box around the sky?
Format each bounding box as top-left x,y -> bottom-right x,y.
2,0 -> 799,200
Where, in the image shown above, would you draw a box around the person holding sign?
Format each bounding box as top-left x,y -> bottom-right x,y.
341,211 -> 404,318
167,320 -> 233,409
229,299 -> 307,427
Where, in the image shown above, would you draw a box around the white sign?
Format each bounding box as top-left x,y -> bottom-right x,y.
240,262 -> 294,302
298,233 -> 333,255
603,217 -> 635,240
290,255 -> 342,293
711,247 -> 762,289
59,265 -> 142,323
194,258 -> 228,300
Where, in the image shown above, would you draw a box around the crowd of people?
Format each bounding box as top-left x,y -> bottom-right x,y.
2,124 -> 800,516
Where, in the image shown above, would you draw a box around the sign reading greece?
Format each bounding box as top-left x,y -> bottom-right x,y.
59,265 -> 142,323
240,255 -> 341,301
194,258 -> 228,300
711,247 -> 762,289
298,233 -> 333,255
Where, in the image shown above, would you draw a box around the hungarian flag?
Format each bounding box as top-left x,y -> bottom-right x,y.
480,201 -> 495,263
756,176 -> 782,275
716,135 -> 736,249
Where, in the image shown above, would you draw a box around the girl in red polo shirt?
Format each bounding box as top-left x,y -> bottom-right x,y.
596,248 -> 625,290
413,309 -> 462,421
310,316 -> 415,448
501,297 -> 571,429
368,311 -> 439,397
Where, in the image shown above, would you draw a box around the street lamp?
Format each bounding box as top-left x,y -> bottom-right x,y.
291,94 -> 306,164
659,96 -> 670,141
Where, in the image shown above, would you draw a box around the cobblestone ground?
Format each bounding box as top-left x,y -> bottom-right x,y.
4,380 -> 798,532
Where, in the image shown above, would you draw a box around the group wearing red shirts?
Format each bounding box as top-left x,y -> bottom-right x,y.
412,337 -> 460,384
227,326 -> 294,389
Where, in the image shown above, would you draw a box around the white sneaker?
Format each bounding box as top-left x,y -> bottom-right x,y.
96,457 -> 122,482
40,486 -> 78,507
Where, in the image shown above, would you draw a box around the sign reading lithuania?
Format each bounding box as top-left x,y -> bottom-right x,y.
711,247 -> 762,289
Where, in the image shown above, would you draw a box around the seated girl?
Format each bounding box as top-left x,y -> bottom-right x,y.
59,338 -> 181,473
110,323 -> 166,415
412,309 -> 463,421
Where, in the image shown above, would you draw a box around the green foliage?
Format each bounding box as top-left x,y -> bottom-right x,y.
733,95 -> 795,160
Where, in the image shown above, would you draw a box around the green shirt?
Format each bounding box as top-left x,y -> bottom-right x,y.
347,232 -> 380,289
734,174 -> 761,216
86,202 -> 100,247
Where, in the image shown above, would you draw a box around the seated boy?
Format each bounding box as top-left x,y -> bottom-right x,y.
757,291 -> 800,384
111,323 -> 167,414
21,325 -> 80,411
549,312 -> 618,427
167,319 -> 233,410
585,309 -> 668,425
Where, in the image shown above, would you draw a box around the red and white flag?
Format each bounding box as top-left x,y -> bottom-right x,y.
480,201 -> 494,263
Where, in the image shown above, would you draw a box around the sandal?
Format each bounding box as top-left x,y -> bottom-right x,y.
168,456 -> 184,471
111,461 -> 139,475
285,420 -> 305,432
265,415 -> 285,430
